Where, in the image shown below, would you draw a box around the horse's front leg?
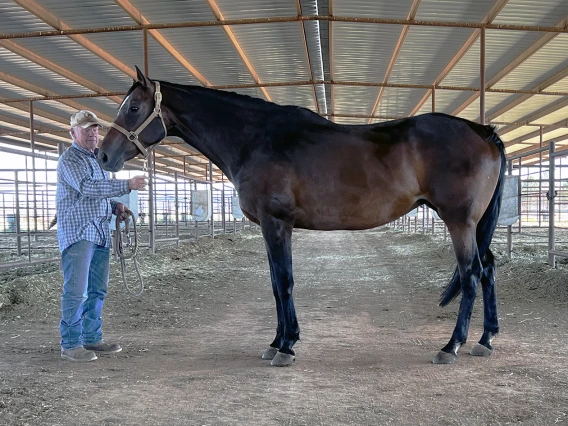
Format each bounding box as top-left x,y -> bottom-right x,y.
260,216 -> 299,367
261,260 -> 284,361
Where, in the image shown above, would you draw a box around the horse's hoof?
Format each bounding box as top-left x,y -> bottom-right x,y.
470,343 -> 493,357
432,351 -> 457,364
261,347 -> 279,360
270,351 -> 295,367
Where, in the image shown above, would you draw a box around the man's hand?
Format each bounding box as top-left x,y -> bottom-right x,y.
113,203 -> 131,222
128,175 -> 147,191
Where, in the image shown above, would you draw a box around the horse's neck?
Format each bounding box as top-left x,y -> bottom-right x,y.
164,85 -> 268,182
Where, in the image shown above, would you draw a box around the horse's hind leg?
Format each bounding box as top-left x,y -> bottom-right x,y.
260,216 -> 299,367
471,249 -> 499,357
434,221 -> 483,364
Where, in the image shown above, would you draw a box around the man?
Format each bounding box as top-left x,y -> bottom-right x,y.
56,110 -> 146,362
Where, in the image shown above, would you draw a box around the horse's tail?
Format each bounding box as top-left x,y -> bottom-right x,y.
439,125 -> 506,307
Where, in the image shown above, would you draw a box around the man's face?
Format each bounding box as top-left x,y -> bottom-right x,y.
72,125 -> 99,152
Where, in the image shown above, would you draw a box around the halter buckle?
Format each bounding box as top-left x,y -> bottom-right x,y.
128,132 -> 138,141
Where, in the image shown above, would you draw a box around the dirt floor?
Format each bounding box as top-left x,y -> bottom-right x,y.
1,226 -> 567,425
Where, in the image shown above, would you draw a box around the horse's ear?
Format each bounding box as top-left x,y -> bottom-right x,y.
135,65 -> 152,88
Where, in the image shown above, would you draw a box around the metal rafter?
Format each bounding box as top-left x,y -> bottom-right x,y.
4,15 -> 568,40
368,0 -> 421,124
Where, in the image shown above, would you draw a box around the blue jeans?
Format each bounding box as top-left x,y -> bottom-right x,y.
60,241 -> 110,349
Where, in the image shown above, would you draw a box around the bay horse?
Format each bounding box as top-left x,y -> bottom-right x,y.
98,67 -> 506,367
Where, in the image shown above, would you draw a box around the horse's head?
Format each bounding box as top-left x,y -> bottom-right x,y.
97,66 -> 167,172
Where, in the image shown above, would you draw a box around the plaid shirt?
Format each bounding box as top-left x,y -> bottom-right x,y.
56,142 -> 131,252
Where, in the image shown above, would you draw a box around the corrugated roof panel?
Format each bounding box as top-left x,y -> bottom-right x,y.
528,104 -> 568,125
506,143 -> 533,153
486,93 -> 526,119
493,0 -> 568,27
332,22 -> 403,81
500,126 -> 538,142
0,1 -> 53,35
442,30 -> 543,88
0,81 -> 38,99
416,0 -> 495,22
213,0 -> 297,19
414,92 -> 435,116
389,27 -> 475,85
333,0 -> 417,19
492,95 -> 565,122
34,100 -> 85,124
546,76 -> 568,92
493,34 -> 568,91
0,104 -> 64,130
0,121 -> 30,133
116,0 -> 215,24
26,0 -> 134,28
68,98 -> 124,122
0,47 -> 94,96
414,89 -> 468,115
223,22 -> 311,83
81,32 -> 144,78
522,128 -> 568,145
148,27 -> 255,86
457,92 -> 514,122
376,87 -> 429,117
333,86 -> 377,116
457,97 -> 480,121
14,38 -> 131,94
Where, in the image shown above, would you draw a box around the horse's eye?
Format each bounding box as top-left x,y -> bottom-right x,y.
130,106 -> 139,113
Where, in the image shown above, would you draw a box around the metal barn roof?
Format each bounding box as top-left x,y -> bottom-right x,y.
0,0 -> 568,178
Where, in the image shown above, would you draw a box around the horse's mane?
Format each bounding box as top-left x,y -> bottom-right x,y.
160,80 -> 280,111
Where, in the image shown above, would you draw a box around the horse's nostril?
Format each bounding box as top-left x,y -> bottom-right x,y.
100,152 -> 108,164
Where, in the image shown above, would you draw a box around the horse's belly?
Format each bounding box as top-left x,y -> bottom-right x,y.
294,192 -> 410,230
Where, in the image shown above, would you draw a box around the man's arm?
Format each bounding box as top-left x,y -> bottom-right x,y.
58,156 -> 130,199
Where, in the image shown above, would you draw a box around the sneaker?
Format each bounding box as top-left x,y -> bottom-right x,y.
61,347 -> 98,363
83,341 -> 122,354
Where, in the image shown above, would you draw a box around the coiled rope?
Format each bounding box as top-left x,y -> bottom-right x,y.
114,210 -> 144,296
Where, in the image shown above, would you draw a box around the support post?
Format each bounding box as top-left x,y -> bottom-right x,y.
174,171 -> 179,247
480,25 -> 486,125
548,142 -> 556,267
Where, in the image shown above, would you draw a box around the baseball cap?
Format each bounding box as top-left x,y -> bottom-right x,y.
70,110 -> 103,129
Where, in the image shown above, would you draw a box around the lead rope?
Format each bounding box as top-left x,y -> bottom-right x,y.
114,209 -> 144,296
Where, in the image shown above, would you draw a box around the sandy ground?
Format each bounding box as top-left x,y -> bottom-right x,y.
1,227 -> 567,426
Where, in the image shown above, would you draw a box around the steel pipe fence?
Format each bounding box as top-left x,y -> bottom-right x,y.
0,152 -> 254,270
